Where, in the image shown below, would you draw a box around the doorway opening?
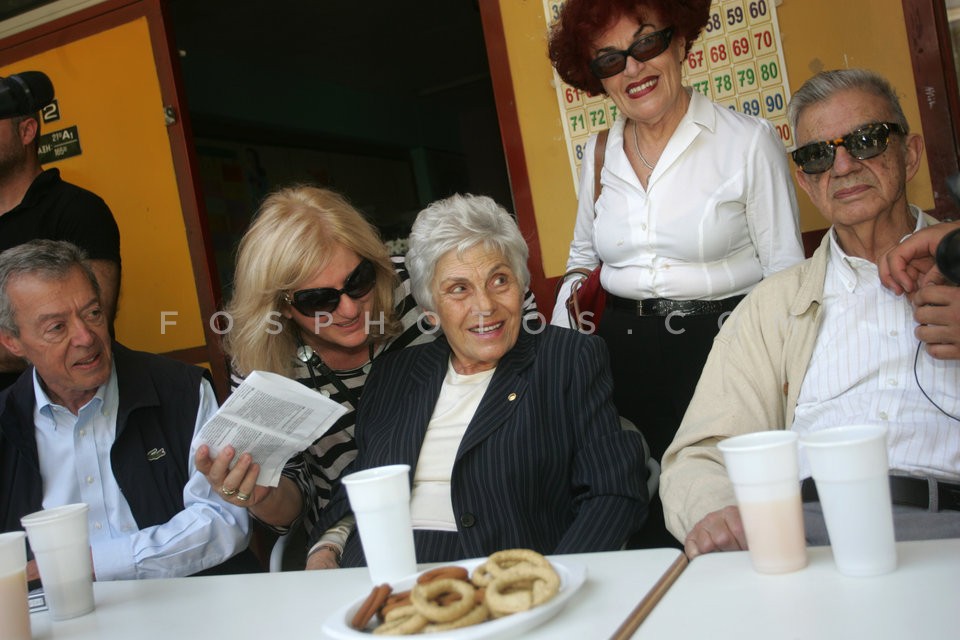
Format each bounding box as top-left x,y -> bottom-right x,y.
167,0 -> 513,294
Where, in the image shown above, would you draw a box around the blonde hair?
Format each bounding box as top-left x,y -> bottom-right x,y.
222,185 -> 401,377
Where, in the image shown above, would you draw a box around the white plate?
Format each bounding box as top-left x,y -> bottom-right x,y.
322,557 -> 587,639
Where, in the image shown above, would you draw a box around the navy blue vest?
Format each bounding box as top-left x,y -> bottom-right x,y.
0,343 -> 259,574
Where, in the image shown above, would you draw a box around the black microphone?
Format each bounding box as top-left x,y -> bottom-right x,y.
935,227 -> 960,285
0,71 -> 54,119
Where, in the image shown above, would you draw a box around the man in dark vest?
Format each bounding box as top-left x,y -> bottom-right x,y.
0,240 -> 258,580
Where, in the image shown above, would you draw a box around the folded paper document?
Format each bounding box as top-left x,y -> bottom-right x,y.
193,371 -> 348,486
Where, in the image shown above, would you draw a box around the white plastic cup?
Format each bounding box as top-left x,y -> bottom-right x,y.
20,503 -> 95,620
342,464 -> 417,584
0,531 -> 31,639
718,430 -> 807,574
800,425 -> 896,577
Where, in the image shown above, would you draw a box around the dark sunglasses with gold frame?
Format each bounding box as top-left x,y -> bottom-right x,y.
791,122 -> 906,175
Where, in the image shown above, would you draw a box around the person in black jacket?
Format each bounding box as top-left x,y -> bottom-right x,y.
309,194 -> 648,568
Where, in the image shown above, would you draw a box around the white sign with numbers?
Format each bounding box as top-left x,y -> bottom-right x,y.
545,0 -> 792,195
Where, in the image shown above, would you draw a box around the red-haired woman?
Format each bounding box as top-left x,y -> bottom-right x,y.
549,0 -> 804,546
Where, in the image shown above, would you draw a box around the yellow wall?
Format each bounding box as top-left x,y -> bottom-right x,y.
1,17 -> 207,353
498,1 -> 577,277
497,0 -> 935,277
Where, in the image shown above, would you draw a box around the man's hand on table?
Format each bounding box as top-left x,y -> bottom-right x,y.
684,505 -> 748,559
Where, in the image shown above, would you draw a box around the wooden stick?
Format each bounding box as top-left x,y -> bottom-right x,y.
608,552 -> 689,640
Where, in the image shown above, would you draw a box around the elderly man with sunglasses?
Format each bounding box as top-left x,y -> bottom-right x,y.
660,68 -> 960,558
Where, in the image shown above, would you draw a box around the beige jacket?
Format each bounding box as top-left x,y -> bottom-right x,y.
660,212 -> 934,539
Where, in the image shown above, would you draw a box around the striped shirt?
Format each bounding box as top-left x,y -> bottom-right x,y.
793,227 -> 960,481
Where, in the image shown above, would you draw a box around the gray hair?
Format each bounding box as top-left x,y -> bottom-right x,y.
787,68 -> 909,135
406,194 -> 530,312
0,240 -> 100,336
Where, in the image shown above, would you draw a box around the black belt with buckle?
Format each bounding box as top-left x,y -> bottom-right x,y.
606,294 -> 745,317
801,475 -> 960,511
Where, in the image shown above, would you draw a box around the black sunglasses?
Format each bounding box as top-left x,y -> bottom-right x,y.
284,258 -> 377,316
791,122 -> 906,175
589,27 -> 675,79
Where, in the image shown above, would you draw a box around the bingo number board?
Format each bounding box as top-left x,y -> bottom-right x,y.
544,0 -> 793,195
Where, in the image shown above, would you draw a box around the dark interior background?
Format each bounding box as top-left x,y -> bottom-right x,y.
166,0 -> 513,292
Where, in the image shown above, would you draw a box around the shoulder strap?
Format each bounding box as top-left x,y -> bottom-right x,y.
593,128 -> 609,208
555,128 -> 609,301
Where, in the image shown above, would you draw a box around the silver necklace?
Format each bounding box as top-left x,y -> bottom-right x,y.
632,120 -> 656,170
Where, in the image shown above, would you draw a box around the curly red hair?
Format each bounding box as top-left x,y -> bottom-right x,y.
548,0 -> 711,95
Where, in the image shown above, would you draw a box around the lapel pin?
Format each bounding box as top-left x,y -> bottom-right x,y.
146,447 -> 166,461
507,392 -> 517,402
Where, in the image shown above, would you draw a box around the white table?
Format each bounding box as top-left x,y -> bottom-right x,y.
636,538 -> 960,639
28,548 -> 682,639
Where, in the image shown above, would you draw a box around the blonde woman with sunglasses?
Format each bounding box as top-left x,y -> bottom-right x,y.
194,185 -> 535,566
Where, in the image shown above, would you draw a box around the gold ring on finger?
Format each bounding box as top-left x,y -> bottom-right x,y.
235,491 -> 250,502
221,486 -> 238,497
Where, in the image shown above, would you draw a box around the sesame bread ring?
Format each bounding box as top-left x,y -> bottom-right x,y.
470,561 -> 495,587
383,604 -> 418,623
485,548 -> 552,576
422,603 -> 490,633
485,565 -> 560,616
411,578 -> 476,623
372,609 -> 428,636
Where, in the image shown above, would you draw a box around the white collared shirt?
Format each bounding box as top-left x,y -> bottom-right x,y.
35,366 -> 141,541
32,365 -> 250,579
793,208 -> 960,480
553,90 -> 803,326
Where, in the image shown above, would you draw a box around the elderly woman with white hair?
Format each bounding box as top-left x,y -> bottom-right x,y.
308,193 -> 647,567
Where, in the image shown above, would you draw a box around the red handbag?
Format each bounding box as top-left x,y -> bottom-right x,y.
563,266 -> 605,332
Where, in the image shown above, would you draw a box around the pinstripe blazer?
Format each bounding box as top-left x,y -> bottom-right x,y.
314,325 -> 648,562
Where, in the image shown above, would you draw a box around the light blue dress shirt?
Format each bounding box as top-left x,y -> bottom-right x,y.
32,366 -> 250,580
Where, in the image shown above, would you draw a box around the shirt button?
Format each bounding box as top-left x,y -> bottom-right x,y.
86,476 -> 94,484
878,411 -> 889,420
94,521 -> 102,530
641,223 -> 647,231
78,429 -> 86,437
889,330 -> 898,337
887,378 -> 897,386
460,512 -> 476,528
